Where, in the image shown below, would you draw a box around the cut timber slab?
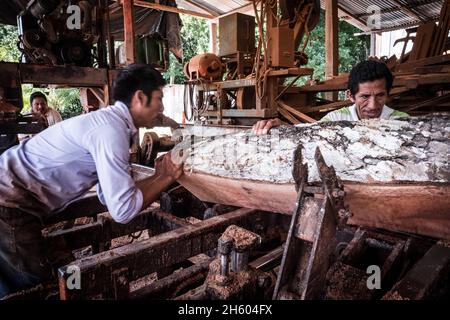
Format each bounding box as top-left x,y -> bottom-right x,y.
178,115 -> 450,239
179,173 -> 450,239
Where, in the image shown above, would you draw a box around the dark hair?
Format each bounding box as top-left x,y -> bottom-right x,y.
348,60 -> 393,96
30,91 -> 47,106
113,64 -> 166,106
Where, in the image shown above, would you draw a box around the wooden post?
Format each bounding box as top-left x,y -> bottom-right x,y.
255,2 -> 278,117
209,22 -> 217,54
103,84 -> 110,107
123,0 -> 135,64
370,33 -> 376,57
96,0 -> 107,68
325,0 -> 339,102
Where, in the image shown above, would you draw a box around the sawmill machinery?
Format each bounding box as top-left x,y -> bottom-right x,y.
2,0 -> 450,302
183,0 -> 320,125
17,0 -> 99,67
6,138 -> 448,300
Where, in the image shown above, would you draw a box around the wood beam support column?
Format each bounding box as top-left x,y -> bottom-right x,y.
209,22 -> 218,54
123,0 -> 136,65
325,0 -> 339,102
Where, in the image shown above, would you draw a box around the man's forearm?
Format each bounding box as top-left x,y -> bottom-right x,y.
135,173 -> 175,210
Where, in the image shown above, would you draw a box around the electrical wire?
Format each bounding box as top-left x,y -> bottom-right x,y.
183,78 -> 213,121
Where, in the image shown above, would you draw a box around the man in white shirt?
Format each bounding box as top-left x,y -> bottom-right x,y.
0,64 -> 183,297
252,60 -> 409,134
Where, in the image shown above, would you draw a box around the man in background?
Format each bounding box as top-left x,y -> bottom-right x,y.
252,60 -> 409,135
30,91 -> 62,126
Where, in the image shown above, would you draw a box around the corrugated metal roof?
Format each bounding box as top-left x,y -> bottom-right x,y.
329,0 -> 444,31
0,0 -> 443,33
180,0 -> 445,32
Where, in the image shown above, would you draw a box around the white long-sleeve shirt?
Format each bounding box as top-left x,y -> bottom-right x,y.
44,107 -> 63,126
0,101 -> 143,224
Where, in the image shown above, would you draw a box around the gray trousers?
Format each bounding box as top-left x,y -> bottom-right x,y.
0,205 -> 73,298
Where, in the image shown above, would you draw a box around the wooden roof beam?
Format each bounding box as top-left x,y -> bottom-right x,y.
337,5 -> 370,31
123,0 -> 215,19
212,3 -> 255,22
183,0 -> 220,17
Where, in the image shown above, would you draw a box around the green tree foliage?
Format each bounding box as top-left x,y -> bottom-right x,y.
164,14 -> 210,84
0,24 -> 21,62
305,11 -> 369,81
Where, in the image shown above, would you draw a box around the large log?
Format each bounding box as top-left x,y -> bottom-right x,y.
178,114 -> 450,239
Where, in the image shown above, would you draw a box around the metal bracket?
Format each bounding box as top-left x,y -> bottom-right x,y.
272,145 -> 309,299
314,147 -> 350,226
273,147 -> 350,300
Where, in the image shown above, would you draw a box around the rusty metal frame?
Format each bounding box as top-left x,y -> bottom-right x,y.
45,208 -> 190,252
58,208 -> 260,299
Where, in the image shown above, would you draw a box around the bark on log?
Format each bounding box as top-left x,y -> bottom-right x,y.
178,115 -> 450,239
184,115 -> 449,184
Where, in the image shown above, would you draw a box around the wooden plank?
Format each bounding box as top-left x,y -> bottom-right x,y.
389,86 -> 412,95
19,64 -> 107,87
395,53 -> 450,72
267,68 -> 314,77
403,93 -> 450,112
123,0 -> 136,64
383,244 -> 450,300
345,184 -> 450,240
179,172 -> 450,240
278,100 -> 316,123
432,0 -> 450,56
300,69 -> 450,92
209,22 -> 217,54
278,107 -> 300,125
409,22 -> 435,61
394,73 -> 450,88
438,0 -> 450,55
299,72 -> 450,93
336,5 -> 369,32
133,0 -> 214,19
417,22 -> 436,59
297,83 -> 346,92
302,99 -> 352,114
413,64 -> 450,74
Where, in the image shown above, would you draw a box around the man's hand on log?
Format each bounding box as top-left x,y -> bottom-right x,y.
252,118 -> 283,135
155,152 -> 183,181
